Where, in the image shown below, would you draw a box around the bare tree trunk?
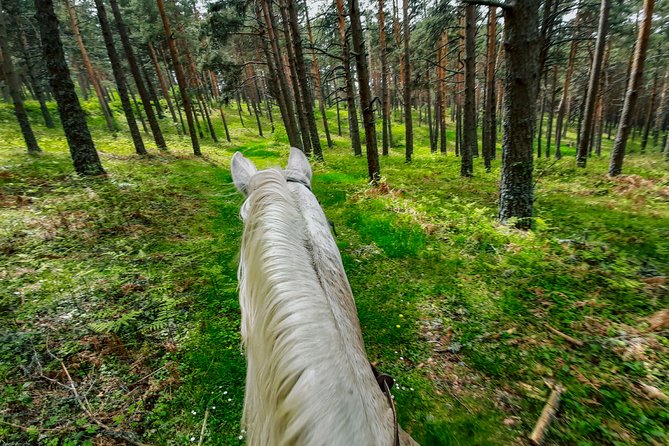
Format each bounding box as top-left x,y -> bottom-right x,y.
336,0 -> 362,156
148,42 -> 180,135
156,0 -> 200,155
461,4 -> 476,176
348,0 -> 380,182
35,0 -> 104,175
498,0 -> 540,229
402,0 -> 413,162
641,70 -> 659,153
65,0 -> 115,132
379,0 -> 390,156
304,1 -> 332,149
109,0 -> 167,150
483,6 -> 497,170
545,65 -> 558,158
609,0 -> 654,176
19,30 -> 54,128
93,0 -> 146,155
0,3 -> 41,154
577,0 -> 610,167
652,64 -> 669,149
554,8 -> 581,159
439,32 -> 448,154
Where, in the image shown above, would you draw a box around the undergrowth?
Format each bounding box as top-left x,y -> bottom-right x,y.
0,98 -> 667,445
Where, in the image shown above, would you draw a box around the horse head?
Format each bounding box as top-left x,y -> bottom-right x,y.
231,148 -> 418,446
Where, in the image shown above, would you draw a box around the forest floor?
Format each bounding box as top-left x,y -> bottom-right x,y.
1,100 -> 668,446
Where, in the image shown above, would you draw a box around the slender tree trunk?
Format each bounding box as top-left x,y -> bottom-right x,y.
156,0 -> 200,154
142,64 -> 164,119
219,107 -> 231,142
641,71 -> 659,153
304,1 -> 332,149
336,0 -> 362,156
348,0 -> 379,182
498,0 -> 540,229
93,0 -> 146,155
379,0 -> 390,156
537,73 -> 547,157
461,4 -> 476,176
402,0 -> 413,162
285,0 -> 321,159
545,65 -> 558,158
609,0 -> 654,176
148,42 -> 180,135
554,8 -> 581,159
483,7 -> 497,170
64,0 -> 115,132
19,30 -> 54,128
576,0 -> 610,167
652,64 -> 669,149
0,5 -> 41,154
109,0 -> 167,150
439,32 -> 447,154
35,0 -> 104,174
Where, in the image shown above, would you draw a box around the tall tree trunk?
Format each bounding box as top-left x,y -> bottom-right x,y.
156,0 -> 200,154
93,0 -> 146,155
0,4 -> 41,154
402,0 -> 413,162
461,4 -> 476,176
483,6 -> 497,170
641,71 -> 659,153
285,0 -> 322,159
439,32 -> 448,154
35,0 -> 104,175
498,0 -> 540,229
554,8 -> 581,159
304,1 -> 332,149
609,0 -> 654,176
219,107 -> 231,142
19,30 -> 54,128
109,0 -> 167,150
336,0 -> 362,156
148,41 -> 180,135
348,0 -> 380,182
576,0 -> 610,167
652,65 -> 669,149
545,65 -> 558,158
379,0 -> 390,156
64,0 -> 115,132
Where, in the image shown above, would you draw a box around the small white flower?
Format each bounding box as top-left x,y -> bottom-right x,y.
399,356 -> 404,360
190,437 -> 195,442
394,351 -> 398,354
227,398 -> 232,402
402,387 -> 406,390
191,410 -> 197,415
241,430 -> 246,434
212,406 -> 216,410
223,391 -> 228,395
238,435 -> 243,440
410,388 -> 414,391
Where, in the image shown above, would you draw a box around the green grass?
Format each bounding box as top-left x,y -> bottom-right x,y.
1,98 -> 668,445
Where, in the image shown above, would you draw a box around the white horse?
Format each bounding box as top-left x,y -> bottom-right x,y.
231,148 -> 418,446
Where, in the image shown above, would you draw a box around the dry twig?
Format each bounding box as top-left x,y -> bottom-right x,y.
529,384 -> 565,445
545,324 -> 584,347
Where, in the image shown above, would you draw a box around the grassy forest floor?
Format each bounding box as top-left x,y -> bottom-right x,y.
1,99 -> 668,446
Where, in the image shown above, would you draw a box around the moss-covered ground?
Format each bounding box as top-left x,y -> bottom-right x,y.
1,98 -> 667,445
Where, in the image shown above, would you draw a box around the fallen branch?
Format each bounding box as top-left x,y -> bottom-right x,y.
530,384 -> 565,445
197,408 -> 209,446
545,324 -> 584,347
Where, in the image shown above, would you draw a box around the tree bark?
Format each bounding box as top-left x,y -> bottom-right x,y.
576,0 -> 610,167
379,0 -> 390,156
554,8 -> 581,159
109,0 -> 167,150
156,0 -> 200,154
652,64 -> 669,149
148,42 -> 180,135
348,0 -> 380,182
64,0 -> 115,132
285,0 -> 322,159
336,0 -> 362,156
483,6 -> 497,171
304,2 -> 332,149
19,30 -> 54,128
461,4 -> 476,176
93,0 -> 146,155
640,70 -> 659,153
402,0 -> 413,162
34,0 -> 104,175
0,2 -> 41,154
609,0 -> 654,176
498,0 -> 540,229
545,65 -> 558,158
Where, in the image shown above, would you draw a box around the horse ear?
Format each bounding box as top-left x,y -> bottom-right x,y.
286,147 -> 312,182
231,152 -> 257,196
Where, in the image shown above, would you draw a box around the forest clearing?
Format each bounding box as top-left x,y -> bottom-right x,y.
1,0 -> 668,444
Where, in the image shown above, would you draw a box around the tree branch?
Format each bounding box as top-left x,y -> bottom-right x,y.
460,0 -> 511,9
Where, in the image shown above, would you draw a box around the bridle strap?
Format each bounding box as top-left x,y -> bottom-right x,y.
286,175 -> 311,191
383,380 -> 400,446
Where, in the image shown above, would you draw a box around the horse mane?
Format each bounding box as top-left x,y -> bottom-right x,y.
238,168 -> 394,445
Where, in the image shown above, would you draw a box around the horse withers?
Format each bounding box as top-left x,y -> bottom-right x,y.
231,148 -> 418,446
